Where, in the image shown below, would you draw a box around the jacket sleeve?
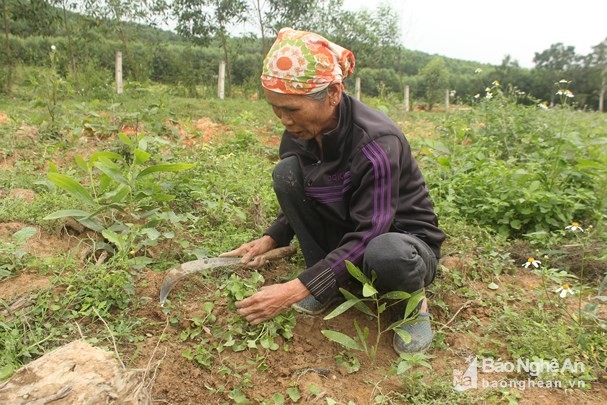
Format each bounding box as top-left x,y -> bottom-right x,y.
264,210 -> 295,247
298,135 -> 404,302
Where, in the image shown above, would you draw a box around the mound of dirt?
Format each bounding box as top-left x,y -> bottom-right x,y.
0,341 -> 150,405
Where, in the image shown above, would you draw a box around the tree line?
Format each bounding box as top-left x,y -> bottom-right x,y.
1,0 -> 606,111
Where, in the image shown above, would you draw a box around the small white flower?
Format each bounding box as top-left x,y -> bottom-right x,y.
565,222 -> 584,232
555,284 -> 575,298
475,68 -> 482,74
537,103 -> 549,110
522,257 -> 541,268
492,80 -> 500,86
486,92 -> 493,99
559,79 -> 569,84
51,45 -> 56,51
474,93 -> 480,99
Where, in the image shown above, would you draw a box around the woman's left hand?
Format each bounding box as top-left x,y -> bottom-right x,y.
235,279 -> 308,325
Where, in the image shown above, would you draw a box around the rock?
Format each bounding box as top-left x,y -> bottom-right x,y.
0,341 -> 150,404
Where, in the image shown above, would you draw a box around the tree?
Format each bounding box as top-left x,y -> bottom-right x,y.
82,0 -> 168,81
324,5 -> 401,69
9,0 -> 60,36
48,0 -> 80,86
533,42 -> 579,71
419,56 -> 449,111
173,0 -> 249,96
248,0 -> 321,58
1,0 -> 12,96
585,38 -> 607,112
533,43 -> 581,105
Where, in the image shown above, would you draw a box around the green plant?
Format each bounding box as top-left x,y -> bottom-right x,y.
0,226 -> 37,281
43,133 -> 194,265
321,261 -> 425,361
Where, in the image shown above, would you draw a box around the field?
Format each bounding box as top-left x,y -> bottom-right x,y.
1,83 -> 606,404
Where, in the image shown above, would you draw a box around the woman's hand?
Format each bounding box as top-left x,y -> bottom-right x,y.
219,235 -> 277,268
235,278 -> 309,325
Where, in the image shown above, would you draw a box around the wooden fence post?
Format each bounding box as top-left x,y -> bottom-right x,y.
115,51 -> 123,95
404,85 -> 410,113
355,77 -> 361,101
599,79 -> 605,112
445,89 -> 450,113
218,61 -> 226,100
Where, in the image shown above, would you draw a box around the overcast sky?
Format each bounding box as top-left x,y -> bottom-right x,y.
342,0 -> 607,68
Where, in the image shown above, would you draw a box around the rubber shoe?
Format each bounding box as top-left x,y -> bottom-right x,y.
292,295 -> 342,315
393,312 -> 433,354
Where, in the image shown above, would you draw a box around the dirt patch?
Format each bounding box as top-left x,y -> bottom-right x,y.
0,112 -> 9,125
194,117 -> 229,144
0,222 -> 82,258
165,117 -> 233,148
0,273 -> 51,301
14,125 -> 39,141
0,188 -> 37,203
261,134 -> 281,147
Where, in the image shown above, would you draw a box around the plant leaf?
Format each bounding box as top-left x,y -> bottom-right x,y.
136,163 -> 195,178
362,283 -> 378,297
339,288 -> 375,317
134,148 -> 151,164
321,330 -> 362,351
380,291 -> 411,300
47,173 -> 96,207
345,260 -> 370,285
394,328 -> 412,344
102,229 -> 122,246
94,161 -> 128,185
43,209 -> 93,220
324,299 -> 360,320
404,290 -> 425,319
12,227 -> 37,242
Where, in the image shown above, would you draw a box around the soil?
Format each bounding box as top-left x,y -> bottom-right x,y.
2,218 -> 606,404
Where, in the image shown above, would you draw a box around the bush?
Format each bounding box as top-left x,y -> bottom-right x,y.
423,86 -> 606,238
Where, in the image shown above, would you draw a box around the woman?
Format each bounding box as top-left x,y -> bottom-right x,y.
222,28 -> 445,354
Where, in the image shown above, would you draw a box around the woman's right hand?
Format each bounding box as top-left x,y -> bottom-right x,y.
219,235 -> 278,268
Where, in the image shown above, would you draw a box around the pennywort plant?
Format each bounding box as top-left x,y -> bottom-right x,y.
322,261 -> 425,361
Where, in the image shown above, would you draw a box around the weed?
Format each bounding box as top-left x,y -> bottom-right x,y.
0,227 -> 36,281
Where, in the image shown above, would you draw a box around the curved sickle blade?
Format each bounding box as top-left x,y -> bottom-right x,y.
159,245 -> 296,305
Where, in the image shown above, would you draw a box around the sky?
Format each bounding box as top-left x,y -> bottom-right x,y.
342,0 -> 607,68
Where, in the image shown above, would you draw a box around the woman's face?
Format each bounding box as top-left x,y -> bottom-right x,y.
264,86 -> 341,144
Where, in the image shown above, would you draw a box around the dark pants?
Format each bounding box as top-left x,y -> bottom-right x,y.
273,156 -> 438,297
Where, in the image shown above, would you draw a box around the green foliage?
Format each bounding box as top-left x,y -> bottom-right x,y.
422,84 -> 607,238
0,261 -> 138,380
0,227 -> 36,281
419,57 -> 449,110
175,271 -> 296,371
322,261 -> 425,361
43,133 -> 195,264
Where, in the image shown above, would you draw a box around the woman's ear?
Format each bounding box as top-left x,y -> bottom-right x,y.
328,83 -> 344,106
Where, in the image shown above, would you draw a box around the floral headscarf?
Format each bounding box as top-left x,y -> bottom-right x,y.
261,28 -> 356,95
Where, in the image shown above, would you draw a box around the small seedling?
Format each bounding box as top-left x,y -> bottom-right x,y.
322,261 -> 425,361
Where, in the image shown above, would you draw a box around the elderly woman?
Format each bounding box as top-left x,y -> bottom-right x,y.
223,28 -> 445,354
